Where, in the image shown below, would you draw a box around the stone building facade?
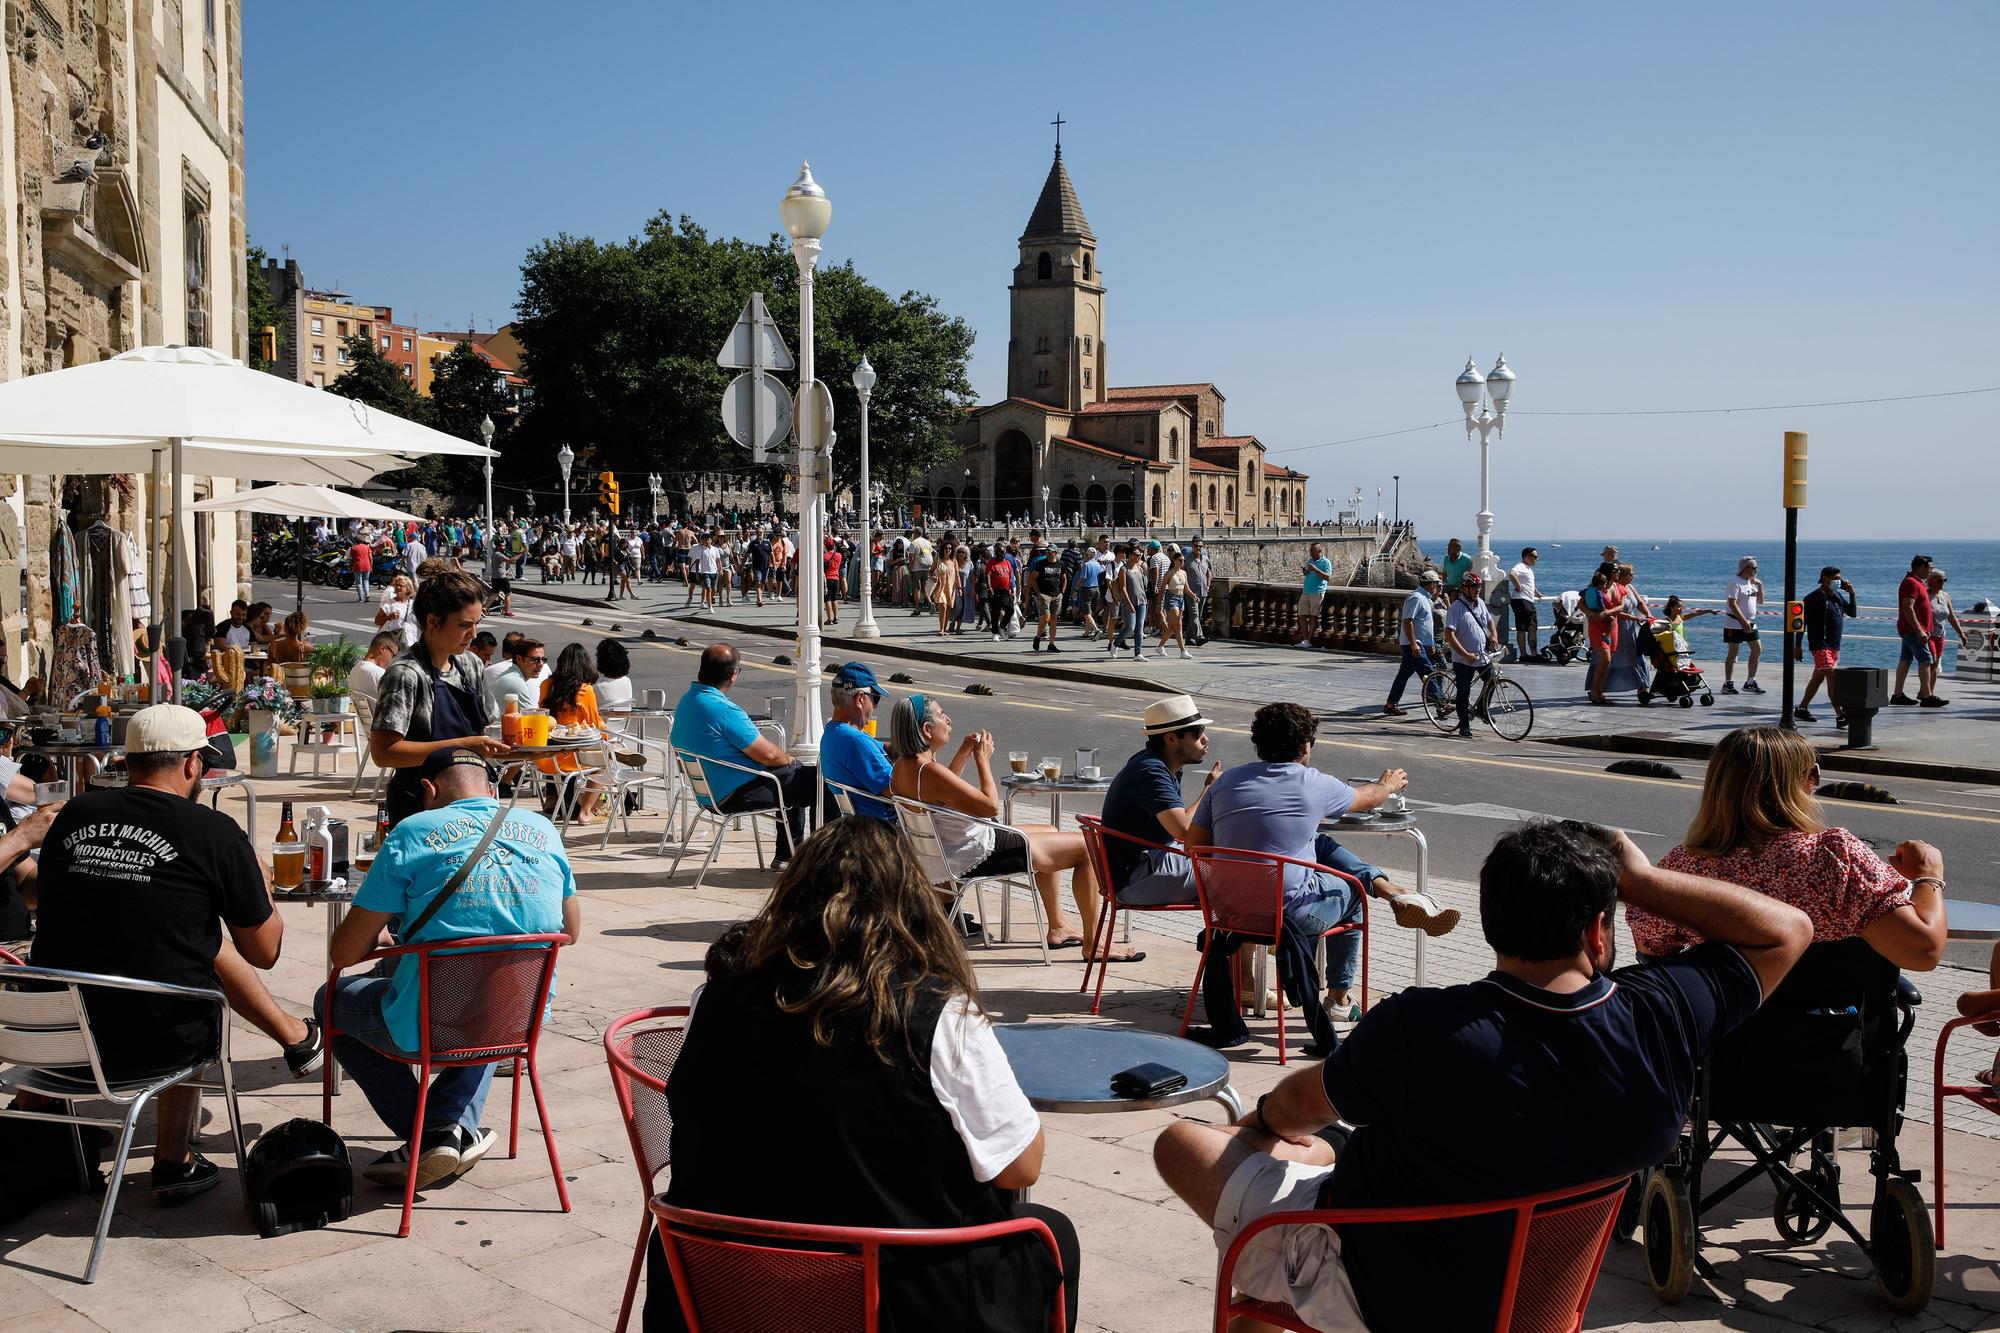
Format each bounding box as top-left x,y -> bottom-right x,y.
918,147 -> 1306,528
0,0 -> 250,683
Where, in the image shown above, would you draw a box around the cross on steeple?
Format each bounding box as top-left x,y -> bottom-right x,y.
1051,112 -> 1065,155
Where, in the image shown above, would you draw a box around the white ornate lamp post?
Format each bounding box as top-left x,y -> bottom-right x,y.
557,442 -> 575,526
1040,484 -> 1050,526
782,162 -> 833,761
479,414 -> 497,583
647,471 -> 662,524
1455,354 -> 1515,584
851,354 -> 880,639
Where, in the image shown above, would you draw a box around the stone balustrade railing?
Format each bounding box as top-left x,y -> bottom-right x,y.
1209,579 -> 1406,655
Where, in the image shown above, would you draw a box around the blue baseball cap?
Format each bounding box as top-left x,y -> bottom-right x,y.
831,661 -> 885,701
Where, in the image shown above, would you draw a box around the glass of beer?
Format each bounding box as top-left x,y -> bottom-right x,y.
272,840 -> 305,890
1040,756 -> 1062,782
520,710 -> 552,746
1009,751 -> 1030,775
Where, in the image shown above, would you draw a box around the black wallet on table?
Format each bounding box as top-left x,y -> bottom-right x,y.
1110,1061 -> 1187,1098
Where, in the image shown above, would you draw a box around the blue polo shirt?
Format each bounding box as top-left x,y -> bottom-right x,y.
670,683 -> 763,803
1320,942 -> 1762,1331
1100,748 -> 1183,884
354,798 -> 575,1052
1075,558 -> 1102,590
1399,589 -> 1436,650
1191,763 -> 1355,903
1303,557 -> 1333,595
820,720 -> 893,820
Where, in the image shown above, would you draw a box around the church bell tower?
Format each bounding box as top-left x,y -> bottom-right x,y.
1008,137 -> 1103,412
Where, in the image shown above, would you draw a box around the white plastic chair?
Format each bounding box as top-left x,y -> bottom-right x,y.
661,752 -> 789,889
595,733 -> 672,850
349,694 -> 388,799
893,797 -> 1050,966
0,963 -> 247,1284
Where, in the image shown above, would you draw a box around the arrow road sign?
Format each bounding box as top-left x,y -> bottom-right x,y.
722,372 -> 792,463
716,292 -> 794,372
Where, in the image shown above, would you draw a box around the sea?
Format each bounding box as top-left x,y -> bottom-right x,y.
1481,539 -> 2000,673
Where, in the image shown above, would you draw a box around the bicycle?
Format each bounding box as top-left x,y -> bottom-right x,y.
1423,659 -> 1536,742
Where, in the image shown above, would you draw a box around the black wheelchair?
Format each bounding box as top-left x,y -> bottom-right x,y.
1637,938 -> 1934,1312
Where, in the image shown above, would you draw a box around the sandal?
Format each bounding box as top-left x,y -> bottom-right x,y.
1086,950 -> 1147,964
1386,892 -> 1461,938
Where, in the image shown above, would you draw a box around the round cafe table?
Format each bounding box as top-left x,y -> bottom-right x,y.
1321,807 -> 1433,988
24,740 -> 121,796
1946,899 -> 2000,942
998,772 -> 1111,940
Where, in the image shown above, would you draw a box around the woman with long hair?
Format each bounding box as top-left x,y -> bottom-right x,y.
537,642 -> 609,821
1160,549 -> 1192,659
592,637 -> 634,714
656,818 -> 1078,1332
268,610 -> 312,666
886,694 -> 1139,962
1627,726 -> 1947,971
932,540 -> 961,637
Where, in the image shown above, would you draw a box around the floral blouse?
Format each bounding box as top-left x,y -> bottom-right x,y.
1629,827 -> 1913,956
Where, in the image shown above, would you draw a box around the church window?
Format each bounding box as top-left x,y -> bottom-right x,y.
1036,368 -> 1051,387
1226,485 -> 1235,512
1264,486 -> 1273,513
1208,483 -> 1218,510
183,188 -> 211,348
1279,489 -> 1288,514
1168,428 -> 1179,461
1082,369 -> 1092,388
1205,418 -> 1216,437
1036,334 -> 1050,354
1151,485 -> 1163,519
1082,336 -> 1092,355
1037,251 -> 1052,280
1083,253 -> 1093,280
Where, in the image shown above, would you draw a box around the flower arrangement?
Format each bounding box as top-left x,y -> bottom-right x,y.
237,675 -> 304,724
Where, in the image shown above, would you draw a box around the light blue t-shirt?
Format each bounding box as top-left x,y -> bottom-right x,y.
1400,590 -> 1437,650
1192,762 -> 1356,904
1446,597 -> 1496,665
1075,558 -> 1102,590
354,797 -> 575,1052
670,683 -> 764,803
1303,557 -> 1333,596
821,720 -> 893,820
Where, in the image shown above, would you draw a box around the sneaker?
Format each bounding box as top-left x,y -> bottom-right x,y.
992,633 -> 1003,642
1742,679 -> 1764,694
1920,694 -> 1949,708
1387,892 -> 1461,937
1721,682 -> 1739,695
1382,704 -> 1407,717
1326,1000 -> 1363,1025
1295,639 -> 1314,649
1889,693 -> 1918,705
1180,648 -> 1195,659
1455,726 -> 1472,737
1046,642 -> 1061,653
1791,706 -> 1815,723
282,1016 -> 324,1080
450,1125 -> 500,1179
1031,637 -> 1043,652
151,1152 -> 221,1204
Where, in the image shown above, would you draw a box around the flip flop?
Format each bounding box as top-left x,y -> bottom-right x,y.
1086,950 -> 1148,964
1048,937 -> 1086,949
1976,1066 -> 2000,1089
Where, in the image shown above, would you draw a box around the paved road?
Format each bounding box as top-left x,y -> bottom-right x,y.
267,576 -> 2000,968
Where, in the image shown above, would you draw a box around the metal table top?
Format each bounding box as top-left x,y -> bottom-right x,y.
1001,773 -> 1111,795
24,741 -> 122,756
275,884 -> 357,905
1323,810 -> 1420,831
1947,899 -> 2000,942
607,706 -> 673,719
993,1023 -> 1234,1114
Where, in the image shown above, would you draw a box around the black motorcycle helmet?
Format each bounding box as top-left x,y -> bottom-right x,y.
243,1118 -> 352,1238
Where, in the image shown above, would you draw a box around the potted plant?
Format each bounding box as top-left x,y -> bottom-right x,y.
305,637 -> 363,713
310,680 -> 350,715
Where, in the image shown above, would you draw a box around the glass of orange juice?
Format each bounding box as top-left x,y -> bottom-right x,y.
520,710 -> 552,746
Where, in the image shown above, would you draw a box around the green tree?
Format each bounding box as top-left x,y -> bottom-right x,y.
427,341 -> 515,498
327,333 -> 439,490
511,213 -> 973,517
245,243 -> 284,372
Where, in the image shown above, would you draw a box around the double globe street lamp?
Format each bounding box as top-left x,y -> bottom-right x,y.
852,354 -> 880,639
557,442 -> 575,526
781,162 -> 834,761
479,413 -> 497,584
1454,354 -> 1516,585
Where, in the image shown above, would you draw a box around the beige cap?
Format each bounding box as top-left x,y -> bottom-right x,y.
125,703 -> 208,753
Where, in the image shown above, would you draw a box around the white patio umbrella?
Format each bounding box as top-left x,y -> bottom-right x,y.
0,345 -> 494,696
192,483 -> 426,613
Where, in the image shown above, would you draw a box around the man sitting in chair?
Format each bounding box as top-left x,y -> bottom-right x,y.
820,661 -> 894,821
1098,694 -> 1220,906
670,643 -> 818,868
1153,818 -> 1812,1332
319,747 -> 579,1190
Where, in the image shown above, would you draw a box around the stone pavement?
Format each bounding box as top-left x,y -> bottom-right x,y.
514,577 -> 2000,785
6,759 -> 2000,1331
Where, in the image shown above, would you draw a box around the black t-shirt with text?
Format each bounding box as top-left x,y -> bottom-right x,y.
31,787 -> 271,1078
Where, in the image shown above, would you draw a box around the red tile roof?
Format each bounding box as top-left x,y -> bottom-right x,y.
974,396 -> 1072,417
1052,436 -> 1158,466
1187,457 -> 1233,473
1108,383 -> 1222,401
1079,398 -> 1179,414
1263,460 -> 1302,477
1204,434 -> 1258,448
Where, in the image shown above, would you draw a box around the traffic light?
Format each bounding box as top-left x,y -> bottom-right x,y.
1786,601 -> 1805,636
597,471 -> 620,515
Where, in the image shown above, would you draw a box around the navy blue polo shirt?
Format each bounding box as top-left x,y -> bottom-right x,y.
1100,748 -> 1182,883
1319,942 -> 1762,1330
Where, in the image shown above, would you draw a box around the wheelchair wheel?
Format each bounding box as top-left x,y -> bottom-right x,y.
1871,1178 -> 1936,1313
1773,1165 -> 1839,1243
1422,673 -> 1458,733
1642,1168 -> 1697,1303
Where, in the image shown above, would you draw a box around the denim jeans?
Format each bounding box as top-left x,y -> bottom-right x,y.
317,973 -> 493,1145
1386,646 -> 1433,707
1118,601 -> 1147,658
354,570 -> 372,602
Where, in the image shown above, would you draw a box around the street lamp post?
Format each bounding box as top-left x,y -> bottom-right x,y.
1040,484 -> 1050,527
1454,354 -> 1515,584
852,355 -> 880,639
963,467 -> 973,527
557,442 -> 575,526
1392,474 -> 1400,526
782,161 -> 833,763
479,414 -> 497,584
647,471 -> 662,525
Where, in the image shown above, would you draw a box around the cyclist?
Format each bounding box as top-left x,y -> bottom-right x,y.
1445,572 -> 1499,737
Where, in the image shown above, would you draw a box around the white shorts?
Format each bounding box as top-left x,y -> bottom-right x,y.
1213,1152 -> 1367,1333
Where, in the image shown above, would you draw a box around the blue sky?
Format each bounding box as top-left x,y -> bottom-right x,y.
245,2 -> 1997,540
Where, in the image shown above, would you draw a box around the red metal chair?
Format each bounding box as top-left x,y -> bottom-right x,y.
604,1005 -> 691,1333
0,947 -> 21,965
320,932 -> 570,1237
1182,846 -> 1368,1064
1214,1175 -> 1628,1333
1076,814 -> 1202,1014
1932,1003 -> 2000,1246
648,1199 -> 1068,1332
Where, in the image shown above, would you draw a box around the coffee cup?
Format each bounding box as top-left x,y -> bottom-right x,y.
1009,751 -> 1030,775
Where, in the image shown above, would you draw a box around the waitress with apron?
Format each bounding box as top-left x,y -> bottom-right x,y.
367,571 -> 511,829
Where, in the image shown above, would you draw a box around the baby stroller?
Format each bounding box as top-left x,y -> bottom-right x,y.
1538,593 -> 1587,665
1634,620 -> 1714,708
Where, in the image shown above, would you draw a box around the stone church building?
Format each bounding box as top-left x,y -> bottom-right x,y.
0,1 -> 250,681
917,146 -> 1306,527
